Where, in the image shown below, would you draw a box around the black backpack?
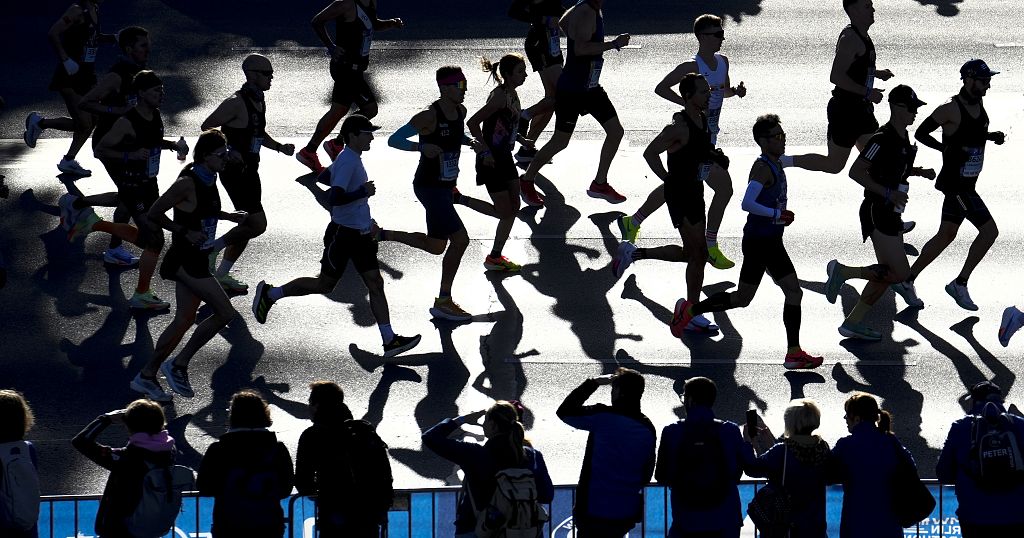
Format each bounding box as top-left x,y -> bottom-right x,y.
969,407 -> 1024,490
672,420 -> 730,509
337,420 -> 393,518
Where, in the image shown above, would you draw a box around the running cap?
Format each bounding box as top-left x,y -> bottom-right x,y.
960,59 -> 999,79
340,114 -> 381,136
888,85 -> 926,108
970,380 -> 1003,403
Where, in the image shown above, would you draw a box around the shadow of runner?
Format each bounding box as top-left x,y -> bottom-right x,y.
910,0 -> 966,17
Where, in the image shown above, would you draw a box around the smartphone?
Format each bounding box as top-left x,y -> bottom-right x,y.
746,409 -> 760,438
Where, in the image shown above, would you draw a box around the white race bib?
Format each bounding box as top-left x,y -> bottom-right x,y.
83,46 -> 98,63
441,151 -> 460,181
200,217 -> 218,250
146,148 -> 160,178
549,28 -> 561,57
960,147 -> 984,178
707,107 -> 722,136
587,59 -> 604,89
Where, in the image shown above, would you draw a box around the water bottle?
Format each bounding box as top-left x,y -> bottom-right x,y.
176,136 -> 187,161
895,183 -> 908,214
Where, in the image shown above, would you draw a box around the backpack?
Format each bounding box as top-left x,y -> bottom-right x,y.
124,460 -> 194,538
468,464 -> 549,538
969,409 -> 1024,490
673,420 -> 730,509
0,441 -> 40,531
216,444 -> 285,528
336,420 -> 393,517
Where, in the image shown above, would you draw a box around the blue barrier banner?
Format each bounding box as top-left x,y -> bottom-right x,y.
38,482 -> 962,538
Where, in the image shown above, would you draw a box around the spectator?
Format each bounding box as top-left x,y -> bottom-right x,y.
827,392 -> 914,537
0,389 -> 39,538
745,399 -> 830,538
557,368 -> 656,537
654,377 -> 755,538
71,399 -> 189,538
197,390 -> 294,537
936,381 -> 1024,536
295,381 -> 392,537
423,400 -> 554,537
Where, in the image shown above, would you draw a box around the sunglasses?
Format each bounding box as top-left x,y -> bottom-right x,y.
700,30 -> 725,39
445,80 -> 468,91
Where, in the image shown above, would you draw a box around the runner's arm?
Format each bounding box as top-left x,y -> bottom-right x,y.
389,109 -> 435,152
260,134 -> 294,155
71,415 -> 119,471
48,5 -> 83,61
914,103 -> 955,152
848,147 -> 895,201
829,30 -> 871,96
556,378 -> 602,430
563,8 -> 626,55
147,178 -> 194,235
312,0 -> 347,49
466,90 -> 505,147
200,96 -> 243,131
79,73 -> 124,115
654,63 -> 693,107
94,118 -> 142,161
642,124 -> 685,182
327,157 -> 372,205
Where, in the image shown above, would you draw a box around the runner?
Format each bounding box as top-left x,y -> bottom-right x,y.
892,60 -> 1005,311
129,130 -> 246,401
78,25 -> 150,267
201,54 -> 295,294
618,13 -> 746,270
295,0 -> 404,174
24,0 -> 117,177
252,115 -> 421,358
609,74 -> 728,336
518,0 -> 631,207
387,65 -> 489,320
782,0 -> 894,173
508,0 -> 566,162
823,86 -> 936,340
60,70 -> 188,311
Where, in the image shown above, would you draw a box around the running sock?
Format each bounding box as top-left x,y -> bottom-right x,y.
217,258 -> 235,276
379,323 -> 395,344
631,210 -> 647,226
955,276 -> 969,286
705,229 -> 718,247
268,287 -> 285,301
779,155 -> 794,168
846,301 -> 872,325
693,292 -> 732,315
783,303 -> 801,348
439,290 -> 451,299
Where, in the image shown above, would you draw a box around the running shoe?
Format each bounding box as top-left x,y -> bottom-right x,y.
586,181 -> 626,204
838,322 -> 882,341
707,244 -> 736,270
612,241 -> 636,279
252,280 -> 275,324
484,255 -> 521,272
160,360 -> 195,398
902,220 -> 916,234
520,178 -> 545,207
57,193 -> 77,231
515,146 -> 537,163
824,259 -> 843,304
129,373 -> 173,402
784,349 -> 824,370
891,281 -> 924,308
430,297 -> 472,321
945,280 -> 979,311
686,313 -> 719,334
384,333 -> 422,358
57,158 -> 91,177
296,147 -> 324,174
218,273 -> 249,294
24,112 -> 43,148
618,214 -> 641,243
68,208 -> 100,242
104,245 -> 140,266
323,139 -> 344,162
998,306 -> 1024,347
129,290 -> 170,310
670,299 -> 694,338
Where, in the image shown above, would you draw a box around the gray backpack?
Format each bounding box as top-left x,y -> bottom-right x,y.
0,441 -> 39,531
124,460 -> 194,537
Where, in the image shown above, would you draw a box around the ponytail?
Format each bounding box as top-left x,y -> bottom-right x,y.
480,54 -> 526,89
487,401 -> 528,466
480,57 -> 502,86
878,410 -> 893,434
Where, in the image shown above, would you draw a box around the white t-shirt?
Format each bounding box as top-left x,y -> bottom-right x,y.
694,53 -> 728,144
329,148 -> 372,233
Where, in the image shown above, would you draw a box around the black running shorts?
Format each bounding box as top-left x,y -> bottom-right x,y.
329,62 -> 375,109
414,185 -> 464,239
320,222 -> 379,278
859,198 -> 903,241
525,37 -> 564,73
554,86 -> 617,133
827,91 -> 879,149
665,179 -> 706,228
940,188 -> 992,227
739,233 -> 796,288
114,176 -> 160,218
160,244 -> 213,282
475,154 -> 518,194
49,63 -> 97,95
219,161 -> 264,214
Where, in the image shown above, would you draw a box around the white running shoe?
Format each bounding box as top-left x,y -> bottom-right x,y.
999,306 -> 1024,347
57,158 -> 92,177
945,280 -> 978,311
103,245 -> 140,266
891,281 -> 924,308
612,241 -> 637,279
129,373 -> 173,402
24,112 -> 43,148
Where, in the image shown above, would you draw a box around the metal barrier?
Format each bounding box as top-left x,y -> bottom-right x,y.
38,480 -> 964,538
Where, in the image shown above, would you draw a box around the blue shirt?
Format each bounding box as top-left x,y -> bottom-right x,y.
828,422 -> 911,538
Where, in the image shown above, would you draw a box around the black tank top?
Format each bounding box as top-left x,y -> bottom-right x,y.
221,86 -> 267,165
937,95 -> 989,191
481,88 -> 521,159
666,110 -> 711,184
560,1 -> 604,93
414,102 -> 465,188
744,156 -> 788,238
835,25 -> 875,100
122,108 -> 165,179
63,1 -> 100,64
93,60 -> 143,144
172,165 -> 222,252
334,1 -> 374,71
525,0 -> 566,56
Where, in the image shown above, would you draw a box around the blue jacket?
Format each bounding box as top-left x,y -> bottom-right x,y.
935,403 -> 1024,525
746,435 -> 830,538
557,379 -> 657,522
654,406 -> 755,534
828,422 -> 912,538
422,417 -> 554,535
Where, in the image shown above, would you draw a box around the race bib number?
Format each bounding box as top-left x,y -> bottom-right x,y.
866,67 -> 875,91
587,59 -> 604,89
146,148 -> 160,178
200,217 -> 218,250
960,147 -> 984,178
549,28 -> 561,57
83,46 -> 98,63
250,136 -> 264,154
126,95 -> 138,107
698,162 -> 712,183
441,151 -> 460,181
707,107 -> 722,135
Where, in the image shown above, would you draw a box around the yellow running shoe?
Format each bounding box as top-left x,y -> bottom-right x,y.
707,244 -> 735,270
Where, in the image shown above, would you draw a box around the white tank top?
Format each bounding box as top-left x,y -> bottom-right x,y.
694,53 -> 727,144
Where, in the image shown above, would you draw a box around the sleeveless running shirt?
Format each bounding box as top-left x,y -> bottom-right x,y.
93,60 -> 143,143
561,0 -> 604,92
122,108 -> 165,180
744,156 -> 788,238
173,165 -> 222,252
221,86 -> 267,165
836,25 -> 875,99
482,88 -> 521,160
694,53 -> 727,145
525,0 -> 565,59
64,1 -> 100,65
414,102 -> 465,188
666,110 -> 712,184
335,2 -> 374,71
937,95 -> 989,191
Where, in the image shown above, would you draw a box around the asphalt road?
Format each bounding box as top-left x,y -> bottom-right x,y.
1,0 -> 1023,495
